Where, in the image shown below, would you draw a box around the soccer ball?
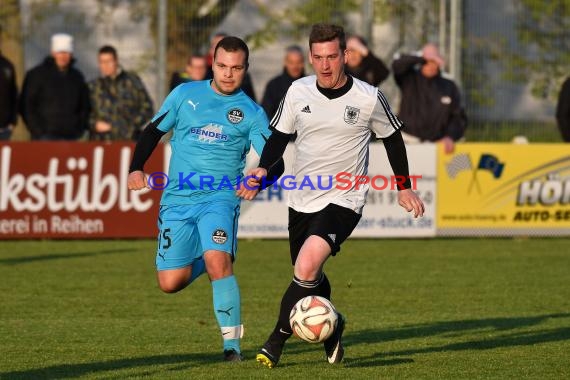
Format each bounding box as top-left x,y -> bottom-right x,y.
289,295 -> 338,343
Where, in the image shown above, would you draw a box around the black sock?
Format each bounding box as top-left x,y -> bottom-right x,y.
319,273 -> 331,300
267,274 -> 324,347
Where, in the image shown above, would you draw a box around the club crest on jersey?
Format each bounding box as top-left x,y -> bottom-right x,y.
212,229 -> 228,244
344,106 -> 360,124
227,108 -> 244,124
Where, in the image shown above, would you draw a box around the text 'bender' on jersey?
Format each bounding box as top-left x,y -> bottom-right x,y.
152,79 -> 271,206
270,75 -> 404,214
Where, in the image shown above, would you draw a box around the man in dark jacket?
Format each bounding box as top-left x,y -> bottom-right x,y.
555,77 -> 570,142
261,45 -> 305,119
20,33 -> 90,140
0,49 -> 18,140
346,35 -> 389,87
392,43 -> 466,153
89,45 -> 154,141
169,54 -> 208,90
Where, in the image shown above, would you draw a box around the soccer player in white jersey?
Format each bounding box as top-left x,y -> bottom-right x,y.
239,24 -> 425,368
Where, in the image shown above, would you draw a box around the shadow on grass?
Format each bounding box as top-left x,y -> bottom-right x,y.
3,314 -> 568,376
384,327 -> 570,357
0,352 -> 220,380
344,313 -> 570,359
277,313 -> 570,368
344,357 -> 414,368
0,248 -> 135,265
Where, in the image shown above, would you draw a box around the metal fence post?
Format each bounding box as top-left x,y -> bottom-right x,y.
157,0 -> 168,102
449,0 -> 462,86
361,0 -> 373,44
439,0 -> 447,62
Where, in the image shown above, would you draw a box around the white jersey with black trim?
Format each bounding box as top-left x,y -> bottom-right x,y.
271,75 -> 403,214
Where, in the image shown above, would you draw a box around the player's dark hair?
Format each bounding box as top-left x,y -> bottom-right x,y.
98,45 -> 118,60
309,24 -> 346,51
214,36 -> 249,68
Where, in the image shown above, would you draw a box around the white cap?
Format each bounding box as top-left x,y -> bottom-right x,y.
51,33 -> 73,53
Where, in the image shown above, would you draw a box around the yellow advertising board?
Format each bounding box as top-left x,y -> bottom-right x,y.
437,144 -> 570,235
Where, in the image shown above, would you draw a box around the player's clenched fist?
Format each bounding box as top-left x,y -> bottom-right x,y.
236,167 -> 266,200
246,167 -> 267,188
128,170 -> 148,190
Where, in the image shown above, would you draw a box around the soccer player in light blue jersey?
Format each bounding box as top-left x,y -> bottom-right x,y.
127,36 -> 283,362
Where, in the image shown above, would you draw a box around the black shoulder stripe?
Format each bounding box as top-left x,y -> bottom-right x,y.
149,110 -> 169,130
377,90 -> 403,130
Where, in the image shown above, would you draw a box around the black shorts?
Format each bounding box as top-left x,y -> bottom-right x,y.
288,203 -> 361,265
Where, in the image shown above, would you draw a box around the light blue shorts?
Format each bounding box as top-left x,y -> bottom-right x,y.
155,202 -> 240,271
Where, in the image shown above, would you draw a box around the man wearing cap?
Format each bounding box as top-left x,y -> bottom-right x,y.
20,33 -> 90,140
392,43 -> 467,153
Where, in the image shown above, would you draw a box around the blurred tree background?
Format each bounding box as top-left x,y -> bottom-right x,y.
499,0 -> 569,101
2,0 -> 568,141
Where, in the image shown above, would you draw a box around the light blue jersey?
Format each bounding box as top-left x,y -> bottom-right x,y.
154,80 -> 270,206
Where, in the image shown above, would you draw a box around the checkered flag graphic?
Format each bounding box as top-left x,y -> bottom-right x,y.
446,153 -> 472,178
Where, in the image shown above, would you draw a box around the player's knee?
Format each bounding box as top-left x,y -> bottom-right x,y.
204,251 -> 233,280
294,261 -> 320,281
158,283 -> 183,293
206,266 -> 233,281
157,277 -> 186,293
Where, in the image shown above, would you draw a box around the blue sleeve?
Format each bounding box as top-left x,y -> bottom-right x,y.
154,86 -> 181,133
248,107 -> 271,156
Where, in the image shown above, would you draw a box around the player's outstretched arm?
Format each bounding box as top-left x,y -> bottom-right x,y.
398,189 -> 425,218
380,130 -> 424,218
128,119 -> 167,191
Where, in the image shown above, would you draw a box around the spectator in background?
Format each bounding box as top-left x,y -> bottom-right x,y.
88,45 -> 154,141
555,77 -> 570,142
261,45 -> 305,119
345,35 -> 389,87
392,43 -> 466,154
206,32 -> 257,101
20,33 -> 90,140
169,54 -> 208,90
0,45 -> 18,141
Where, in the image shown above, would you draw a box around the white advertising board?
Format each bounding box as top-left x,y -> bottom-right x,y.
238,143 -> 436,238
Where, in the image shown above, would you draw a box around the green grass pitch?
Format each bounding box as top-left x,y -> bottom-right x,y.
1,238 -> 569,379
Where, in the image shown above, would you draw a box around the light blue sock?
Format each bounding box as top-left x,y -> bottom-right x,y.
188,257 -> 205,284
212,275 -> 242,352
